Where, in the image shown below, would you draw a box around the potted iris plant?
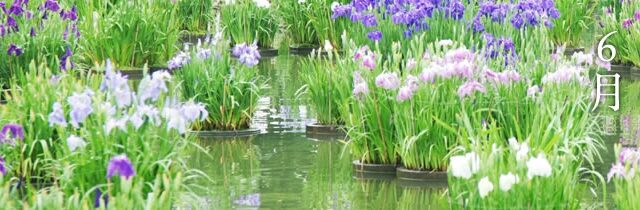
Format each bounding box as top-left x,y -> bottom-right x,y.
78,0 -> 181,80
221,0 -> 280,56
170,33 -> 267,137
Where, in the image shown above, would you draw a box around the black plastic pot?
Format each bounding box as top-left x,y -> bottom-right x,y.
230,48 -> 279,59
118,66 -> 168,80
631,67 -> 640,80
190,128 -> 261,138
305,123 -> 346,137
289,46 -> 318,55
181,33 -> 207,44
352,160 -> 397,180
396,166 -> 447,183
610,64 -> 631,77
563,47 -> 584,56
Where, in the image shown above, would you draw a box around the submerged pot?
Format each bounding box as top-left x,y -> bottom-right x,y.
352,160 -> 397,180
117,66 -> 168,80
289,46 -> 318,55
305,123 -> 346,137
563,47 -> 584,56
190,128 -> 261,138
396,166 -> 447,183
610,64 -> 631,76
181,33 -> 207,44
259,48 -> 279,58
230,48 -> 279,59
631,67 -> 640,80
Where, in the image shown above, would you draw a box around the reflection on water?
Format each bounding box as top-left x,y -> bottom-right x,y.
188,55 -> 640,209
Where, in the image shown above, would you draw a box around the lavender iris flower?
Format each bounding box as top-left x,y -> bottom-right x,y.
233,42 -> 261,67
48,102 -> 68,127
99,60 -> 134,107
396,86 -> 413,101
457,81 -> 487,98
138,71 -> 170,102
167,51 -> 191,70
68,90 -> 94,128
163,107 -> 188,134
234,194 -> 261,207
180,102 -> 208,122
375,72 -> 401,90
106,154 -> 136,180
0,124 -> 25,144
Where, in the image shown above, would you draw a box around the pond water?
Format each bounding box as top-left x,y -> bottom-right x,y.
188,55 -> 636,209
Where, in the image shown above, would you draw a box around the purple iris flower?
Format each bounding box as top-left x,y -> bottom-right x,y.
7,44 -> 23,56
44,0 -> 60,12
106,154 -> 136,180
623,18 -> 634,29
7,16 -> 18,32
60,46 -> 74,71
523,10 -> 538,26
446,0 -> 465,20
367,30 -> 382,41
510,13 -> 525,29
8,2 -> 24,16
63,24 -> 69,40
72,23 -> 80,38
332,5 -> 353,19
0,124 -> 25,143
94,189 -> 110,208
0,25 -> 5,37
60,5 -> 77,21
544,19 -> 553,28
0,156 -> 6,175
361,13 -> 378,27
392,12 -> 406,24
30,27 -> 35,37
472,16 -> 485,33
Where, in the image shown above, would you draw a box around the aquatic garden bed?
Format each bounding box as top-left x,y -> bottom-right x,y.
189,128 -> 261,138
